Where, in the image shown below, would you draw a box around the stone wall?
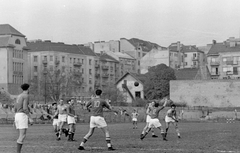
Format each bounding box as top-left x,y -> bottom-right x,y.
170,80 -> 240,107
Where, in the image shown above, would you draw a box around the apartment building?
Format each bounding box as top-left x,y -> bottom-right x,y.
27,40 -> 95,97
207,39 -> 240,79
0,24 -> 29,95
95,52 -> 119,89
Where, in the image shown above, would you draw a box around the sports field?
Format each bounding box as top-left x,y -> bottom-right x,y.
0,121 -> 239,153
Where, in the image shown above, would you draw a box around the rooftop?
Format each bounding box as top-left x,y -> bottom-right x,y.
0,24 -> 25,37
127,38 -> 163,52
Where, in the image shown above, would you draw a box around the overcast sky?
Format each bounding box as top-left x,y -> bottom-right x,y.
1,0 -> 240,47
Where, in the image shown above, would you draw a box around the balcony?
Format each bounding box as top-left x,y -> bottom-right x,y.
73,71 -> 82,77
102,65 -> 109,70
102,81 -> 108,86
42,60 -> 48,66
73,62 -> 82,67
55,60 -> 60,65
210,62 -> 220,66
102,73 -> 109,78
95,63 -> 100,68
192,57 -> 199,61
95,73 -> 100,78
211,72 -> 220,76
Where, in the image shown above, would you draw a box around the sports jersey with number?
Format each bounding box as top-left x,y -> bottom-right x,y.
86,98 -> 110,117
166,109 -> 176,117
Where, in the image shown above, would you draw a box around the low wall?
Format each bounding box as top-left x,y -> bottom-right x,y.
170,80 -> 240,107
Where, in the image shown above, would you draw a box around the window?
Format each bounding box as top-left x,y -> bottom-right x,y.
138,61 -> 140,66
185,54 -> 187,57
74,58 -> 76,63
89,69 -> 92,75
62,56 -> 65,62
89,59 -> 92,65
44,56 -> 47,61
193,53 -> 196,57
62,66 -> 65,72
82,68 -> 84,74
185,62 -> 188,66
34,66 -> 38,72
70,58 -> 72,63
50,56 -> 53,61
15,39 -> 20,44
34,56 -> 38,62
89,79 -> 92,84
82,59 -> 84,64
138,52 -> 141,57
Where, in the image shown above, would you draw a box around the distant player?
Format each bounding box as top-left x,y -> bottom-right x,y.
140,99 -> 168,141
131,109 -> 139,129
14,83 -> 33,153
165,104 -> 181,138
78,89 -> 117,151
67,99 -> 77,141
51,102 -> 60,138
140,102 -> 158,138
56,99 -> 68,141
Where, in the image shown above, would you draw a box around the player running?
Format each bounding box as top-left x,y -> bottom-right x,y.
56,99 -> 69,141
132,109 -> 139,129
140,102 -> 158,138
78,89 -> 117,151
67,99 -> 77,141
140,99 -> 168,141
14,83 -> 33,153
165,104 -> 181,139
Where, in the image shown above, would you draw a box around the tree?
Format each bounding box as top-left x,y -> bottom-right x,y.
29,68 -> 83,103
144,64 -> 176,100
102,85 -> 126,106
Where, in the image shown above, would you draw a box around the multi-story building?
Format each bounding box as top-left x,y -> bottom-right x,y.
181,45 -> 205,68
207,39 -> 240,79
120,38 -> 166,74
95,52 -> 119,89
0,24 -> 29,95
27,40 -> 95,97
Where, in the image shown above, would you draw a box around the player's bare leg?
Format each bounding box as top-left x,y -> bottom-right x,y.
17,129 -> 27,153
68,123 -> 76,141
101,126 -> 115,151
157,126 -> 167,141
141,123 -> 157,138
78,128 -> 95,150
174,122 -> 181,138
140,127 -> 151,140
165,122 -> 170,138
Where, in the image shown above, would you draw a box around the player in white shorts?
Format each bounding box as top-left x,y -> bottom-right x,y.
51,102 -> 60,138
56,99 -> 68,140
140,102 -> 158,137
140,99 -> 168,141
78,89 -> 118,151
14,84 -> 33,153
131,109 -> 139,129
67,99 -> 77,141
165,104 -> 181,138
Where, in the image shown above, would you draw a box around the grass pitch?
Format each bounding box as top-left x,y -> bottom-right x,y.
0,121 -> 239,153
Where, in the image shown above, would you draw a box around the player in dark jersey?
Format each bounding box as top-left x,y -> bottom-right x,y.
78,89 -> 117,151
67,99 -> 77,141
14,83 -> 33,153
140,99 -> 168,141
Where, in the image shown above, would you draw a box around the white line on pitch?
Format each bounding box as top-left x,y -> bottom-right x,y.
0,145 -> 65,148
140,148 -> 239,153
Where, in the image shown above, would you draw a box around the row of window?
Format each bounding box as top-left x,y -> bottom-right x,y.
13,75 -> 23,84
13,62 -> 23,72
13,49 -> 23,59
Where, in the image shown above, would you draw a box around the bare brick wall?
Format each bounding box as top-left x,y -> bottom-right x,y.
170,80 -> 240,107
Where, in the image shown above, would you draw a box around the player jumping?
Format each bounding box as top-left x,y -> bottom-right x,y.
165,104 -> 181,139
78,89 -> 117,151
140,99 -> 168,141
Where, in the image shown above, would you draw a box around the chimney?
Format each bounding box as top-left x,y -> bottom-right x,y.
177,41 -> 180,51
212,40 -> 216,44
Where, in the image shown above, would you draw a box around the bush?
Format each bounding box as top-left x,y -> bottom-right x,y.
133,98 -> 148,107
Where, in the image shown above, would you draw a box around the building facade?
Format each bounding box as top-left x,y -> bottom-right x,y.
0,24 -> 29,95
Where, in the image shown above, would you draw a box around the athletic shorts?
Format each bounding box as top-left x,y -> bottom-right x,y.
58,114 -> 67,122
67,116 -> 76,124
15,113 -> 28,129
90,116 -> 107,128
146,115 -> 151,123
52,118 -> 60,126
132,118 -> 137,122
165,116 -> 176,123
148,118 -> 162,128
